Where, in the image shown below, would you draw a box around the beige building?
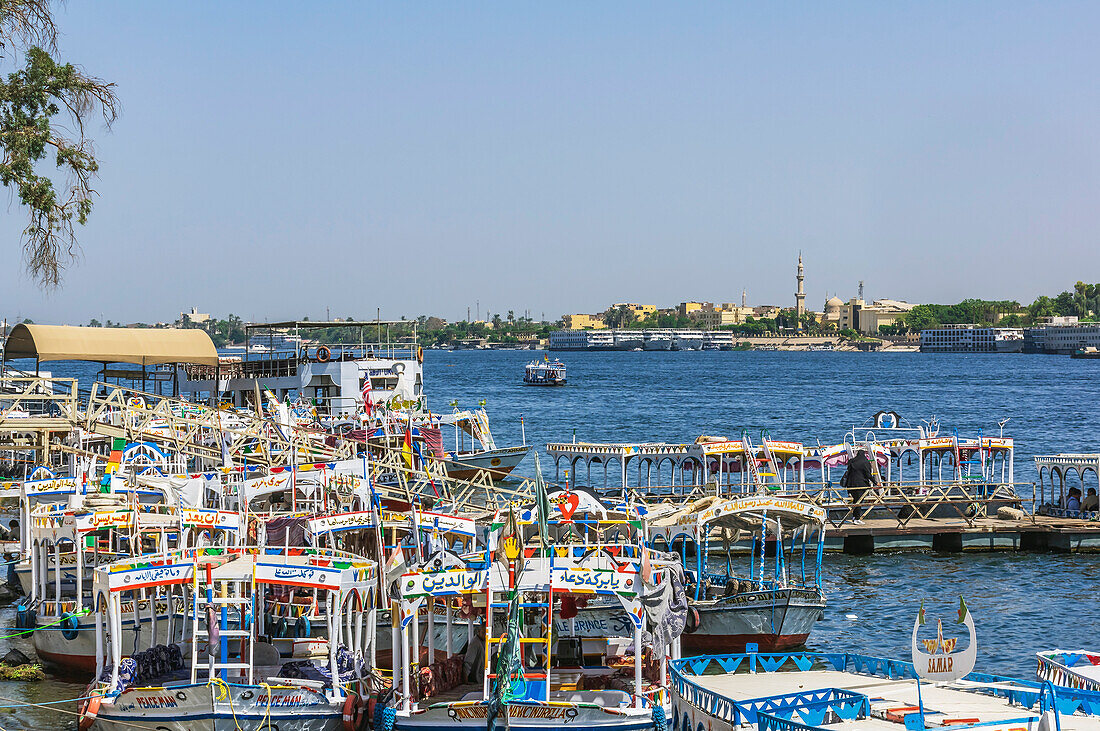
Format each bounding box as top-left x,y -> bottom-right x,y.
562,313 -> 608,330
823,296 -> 844,326
837,298 -> 917,335
180,307 -> 211,325
678,302 -> 708,318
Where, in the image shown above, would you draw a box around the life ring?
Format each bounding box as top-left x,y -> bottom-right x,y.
342,693 -> 364,731
295,615 -> 311,638
316,346 -> 331,363
275,616 -> 288,638
61,612 -> 80,641
78,695 -> 100,730
416,346 -> 424,364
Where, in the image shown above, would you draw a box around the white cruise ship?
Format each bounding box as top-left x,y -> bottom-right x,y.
643,330 -> 672,350
672,330 -> 704,350
177,320 -> 424,416
919,325 -> 1024,353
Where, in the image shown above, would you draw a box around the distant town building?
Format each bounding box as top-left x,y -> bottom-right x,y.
858,299 -> 918,335
180,307 -> 211,325
919,325 -> 1024,353
823,296 -> 844,326
835,297 -> 916,335
608,303 -> 656,319
753,305 -> 781,319
561,313 -> 607,330
678,302 -> 708,318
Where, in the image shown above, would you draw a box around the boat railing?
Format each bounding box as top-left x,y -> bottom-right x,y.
0,375 -> 78,424
670,652 -> 1100,721
627,480 -> 1039,528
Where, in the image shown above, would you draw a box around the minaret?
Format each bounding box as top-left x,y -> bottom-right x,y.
795,252 -> 806,331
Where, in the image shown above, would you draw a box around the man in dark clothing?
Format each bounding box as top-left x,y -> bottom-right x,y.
842,448 -> 879,522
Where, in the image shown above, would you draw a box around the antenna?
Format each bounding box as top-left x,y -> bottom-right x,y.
858,280 -> 864,301
998,417 -> 1010,437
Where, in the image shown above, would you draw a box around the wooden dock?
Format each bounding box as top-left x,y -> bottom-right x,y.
822,514 -> 1100,553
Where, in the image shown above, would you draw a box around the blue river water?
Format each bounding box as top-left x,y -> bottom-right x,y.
5,350 -> 1099,725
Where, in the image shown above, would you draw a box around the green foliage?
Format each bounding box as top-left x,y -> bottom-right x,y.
1,5 -> 119,287
602,305 -> 637,329
903,299 -> 1022,329
628,312 -> 695,329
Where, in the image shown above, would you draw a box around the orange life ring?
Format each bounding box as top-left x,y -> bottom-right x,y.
416,346 -> 424,364
79,695 -> 101,730
342,692 -> 362,730
316,346 -> 332,363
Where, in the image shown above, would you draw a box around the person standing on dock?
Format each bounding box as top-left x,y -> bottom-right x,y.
842,448 -> 879,523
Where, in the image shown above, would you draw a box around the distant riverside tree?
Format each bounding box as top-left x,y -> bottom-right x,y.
1,1 -> 119,288
602,305 -> 636,329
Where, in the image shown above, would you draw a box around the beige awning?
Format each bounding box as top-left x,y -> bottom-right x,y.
3,324 -> 218,366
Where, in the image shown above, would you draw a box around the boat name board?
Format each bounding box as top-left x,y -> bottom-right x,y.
180,508 -> 239,531
687,496 -> 826,527
255,561 -> 346,590
109,563 -> 190,592
448,703 -> 589,721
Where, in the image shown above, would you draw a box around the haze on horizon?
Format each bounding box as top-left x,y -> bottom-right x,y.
2,2 -> 1097,326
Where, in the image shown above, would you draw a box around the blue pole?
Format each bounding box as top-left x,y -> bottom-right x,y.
915,676 -> 926,731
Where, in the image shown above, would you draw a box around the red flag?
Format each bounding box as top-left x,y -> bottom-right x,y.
402,426 -> 413,467
361,373 -> 373,413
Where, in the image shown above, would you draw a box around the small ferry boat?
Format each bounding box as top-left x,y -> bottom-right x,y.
1072,346 -> 1100,359
523,357 -> 567,386
441,408 -> 532,481
386,530 -> 681,731
648,493 -> 827,654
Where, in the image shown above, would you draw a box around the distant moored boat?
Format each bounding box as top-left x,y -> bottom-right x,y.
524,357 -> 567,386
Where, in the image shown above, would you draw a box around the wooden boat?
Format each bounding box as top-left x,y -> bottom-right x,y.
78,545 -> 379,730
440,409 -> 531,481
386,544 -> 680,731
647,494 -> 827,654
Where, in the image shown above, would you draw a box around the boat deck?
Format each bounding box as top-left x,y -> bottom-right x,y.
689,669 -> 1100,730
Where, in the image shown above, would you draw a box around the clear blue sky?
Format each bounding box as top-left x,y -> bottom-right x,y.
3,2 -> 1098,325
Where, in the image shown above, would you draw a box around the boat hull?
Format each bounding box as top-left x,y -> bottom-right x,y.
35,611 -> 176,675
395,702 -> 654,731
90,683 -> 345,731
445,446 -> 531,481
560,589 -> 824,654
681,590 -> 825,654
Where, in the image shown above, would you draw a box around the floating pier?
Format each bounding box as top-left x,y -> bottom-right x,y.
824,514 -> 1100,553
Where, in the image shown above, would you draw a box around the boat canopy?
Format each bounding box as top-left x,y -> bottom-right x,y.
3,324 -> 218,366
650,495 -> 826,543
